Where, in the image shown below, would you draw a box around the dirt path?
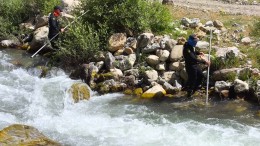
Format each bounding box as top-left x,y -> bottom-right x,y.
172,0 -> 260,16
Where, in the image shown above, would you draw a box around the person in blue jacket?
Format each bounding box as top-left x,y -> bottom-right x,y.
183,34 -> 210,97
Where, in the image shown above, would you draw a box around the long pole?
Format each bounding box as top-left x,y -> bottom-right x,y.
31,11 -> 88,58
206,29 -> 213,105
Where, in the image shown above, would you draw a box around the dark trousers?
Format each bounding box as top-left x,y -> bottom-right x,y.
48,33 -> 59,50
185,64 -> 205,92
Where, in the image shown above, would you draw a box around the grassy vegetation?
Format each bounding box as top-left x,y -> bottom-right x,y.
54,21 -> 102,67
0,0 -> 61,40
79,0 -> 174,37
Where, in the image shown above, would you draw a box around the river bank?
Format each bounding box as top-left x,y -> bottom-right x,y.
0,48 -> 260,145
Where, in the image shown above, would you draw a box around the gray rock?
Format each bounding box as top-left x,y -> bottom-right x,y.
105,52 -> 115,70
144,69 -> 158,81
124,69 -> 139,77
137,33 -> 154,48
146,55 -> 160,66
234,79 -> 249,93
29,26 -> 49,51
156,49 -> 170,62
215,81 -> 231,93
156,62 -> 166,71
170,45 -> 183,61
212,68 -> 240,81
142,43 -> 160,54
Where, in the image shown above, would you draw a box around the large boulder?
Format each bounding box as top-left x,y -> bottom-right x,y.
69,82 -> 91,103
212,68 -> 240,81
169,61 -> 185,71
35,15 -> 49,29
0,39 -> 21,48
144,69 -> 158,81
156,49 -> 170,62
215,46 -> 240,58
29,26 -> 49,52
141,84 -> 166,99
105,52 -> 116,70
142,43 -> 160,54
146,55 -> 160,66
113,54 -> 136,71
215,81 -> 231,93
97,79 -> 127,93
137,33 -> 154,48
196,41 -> 209,50
0,124 -> 61,146
234,79 -> 249,93
161,71 -> 176,84
108,33 -> 127,52
170,45 -> 183,61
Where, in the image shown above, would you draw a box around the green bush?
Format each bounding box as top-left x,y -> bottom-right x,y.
52,20 -> 102,67
0,0 -> 61,40
78,0 -> 173,44
0,17 -> 16,40
210,53 -> 242,72
251,19 -> 260,37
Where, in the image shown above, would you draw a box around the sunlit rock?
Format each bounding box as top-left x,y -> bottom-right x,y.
215,81 -> 231,93
170,45 -> 183,61
29,26 -> 49,52
213,20 -> 224,29
156,49 -> 170,62
146,55 -> 160,66
0,124 -> 61,146
234,79 -> 249,93
0,39 -> 21,48
141,84 -> 166,99
70,82 -> 90,103
108,33 -> 127,52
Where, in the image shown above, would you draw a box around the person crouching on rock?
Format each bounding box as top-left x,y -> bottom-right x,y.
48,6 -> 64,50
182,34 -> 210,97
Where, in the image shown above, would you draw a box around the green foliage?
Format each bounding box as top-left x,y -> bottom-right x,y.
0,0 -> 28,25
0,17 -> 16,40
247,47 -> 260,69
53,21 -> 102,67
79,0 -> 173,37
238,68 -> 251,81
32,0 -> 61,15
0,0 -> 61,40
226,72 -> 237,82
210,53 -> 242,72
251,19 -> 260,38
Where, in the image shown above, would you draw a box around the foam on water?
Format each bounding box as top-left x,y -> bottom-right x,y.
1,50 -> 260,146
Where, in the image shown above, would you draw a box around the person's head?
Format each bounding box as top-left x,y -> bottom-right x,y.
187,34 -> 199,47
53,6 -> 63,16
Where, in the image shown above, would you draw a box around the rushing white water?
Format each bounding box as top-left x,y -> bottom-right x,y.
1,49 -> 260,146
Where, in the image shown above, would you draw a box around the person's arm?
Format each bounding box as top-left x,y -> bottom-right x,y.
188,48 -> 206,64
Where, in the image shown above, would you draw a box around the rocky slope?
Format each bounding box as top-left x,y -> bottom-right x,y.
167,0 -> 260,16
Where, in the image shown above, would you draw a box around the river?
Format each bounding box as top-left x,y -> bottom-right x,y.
1,48 -> 260,146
